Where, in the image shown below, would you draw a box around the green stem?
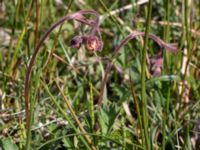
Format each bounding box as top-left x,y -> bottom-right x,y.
129,77 -> 145,148
37,132 -> 144,150
141,0 -> 152,150
23,1 -> 37,150
89,82 -> 95,130
163,0 -> 170,42
163,1 -> 171,149
184,0 -> 192,148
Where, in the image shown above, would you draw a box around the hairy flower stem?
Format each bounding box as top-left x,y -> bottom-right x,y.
98,31 -> 177,106
24,10 -> 100,150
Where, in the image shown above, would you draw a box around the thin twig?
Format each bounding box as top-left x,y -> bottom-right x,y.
100,0 -> 149,19
55,81 -> 97,150
34,0 -> 39,49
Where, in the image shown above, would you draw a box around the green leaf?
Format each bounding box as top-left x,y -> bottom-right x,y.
1,138 -> 18,150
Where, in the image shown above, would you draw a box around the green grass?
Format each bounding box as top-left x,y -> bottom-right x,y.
0,0 -> 200,150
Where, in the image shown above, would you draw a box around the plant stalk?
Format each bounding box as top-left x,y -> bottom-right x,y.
141,0 -> 152,149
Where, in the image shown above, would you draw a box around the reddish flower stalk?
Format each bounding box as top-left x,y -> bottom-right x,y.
24,10 -> 101,132
98,31 -> 178,106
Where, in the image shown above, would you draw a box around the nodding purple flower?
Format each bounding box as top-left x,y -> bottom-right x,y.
68,10 -> 103,52
86,36 -> 103,52
149,52 -> 163,76
70,36 -> 84,49
70,35 -> 103,52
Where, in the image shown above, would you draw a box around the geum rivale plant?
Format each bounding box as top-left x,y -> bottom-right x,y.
24,9 -> 178,149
